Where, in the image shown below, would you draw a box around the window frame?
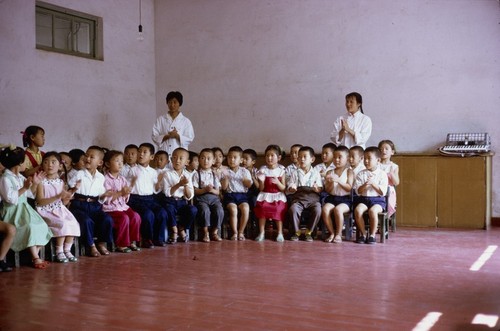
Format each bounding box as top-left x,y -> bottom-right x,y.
36,1 -> 103,60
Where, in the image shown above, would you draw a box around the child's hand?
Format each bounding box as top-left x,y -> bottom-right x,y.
331,173 -> 340,183
288,184 -> 297,193
325,172 -> 334,183
157,172 -> 165,183
23,177 -> 33,190
74,179 -> 82,190
179,175 -> 189,186
204,184 -> 213,193
121,186 -> 131,196
102,190 -> 114,198
270,177 -> 280,185
257,172 -> 266,183
32,171 -> 46,185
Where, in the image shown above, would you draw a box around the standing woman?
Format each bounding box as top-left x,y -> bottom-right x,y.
330,92 -> 372,149
152,91 -> 195,157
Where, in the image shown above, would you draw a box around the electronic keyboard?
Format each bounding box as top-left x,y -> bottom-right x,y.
438,133 -> 491,156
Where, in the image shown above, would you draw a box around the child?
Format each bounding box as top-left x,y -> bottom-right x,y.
36,152 -> 81,262
22,125 -> 45,178
59,151 -> 72,182
212,147 -> 228,181
378,140 -> 399,218
186,151 -> 199,181
349,145 -> 365,177
121,144 -> 139,182
154,150 -> 170,172
0,146 -> 52,268
322,146 -> 354,243
102,150 -> 142,253
221,146 -> 253,241
242,148 -> 259,208
193,148 -> 224,242
353,146 -> 388,244
284,144 -> 302,194
126,143 -> 169,248
160,148 -> 197,244
314,142 -> 337,204
254,145 -> 287,242
287,146 -> 323,242
68,146 -> 114,256
67,148 -> 86,183
330,92 -> 372,149
0,220 -> 16,272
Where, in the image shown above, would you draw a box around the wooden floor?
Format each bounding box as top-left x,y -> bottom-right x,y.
1,228 -> 499,331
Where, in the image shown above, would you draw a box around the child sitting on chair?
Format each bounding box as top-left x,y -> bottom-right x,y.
287,146 -> 323,242
322,146 -> 354,244
353,146 -> 388,245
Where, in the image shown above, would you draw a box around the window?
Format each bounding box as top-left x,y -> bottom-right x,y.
36,1 -> 103,60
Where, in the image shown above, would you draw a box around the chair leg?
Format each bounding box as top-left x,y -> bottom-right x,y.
344,212 -> 352,241
379,214 -> 386,243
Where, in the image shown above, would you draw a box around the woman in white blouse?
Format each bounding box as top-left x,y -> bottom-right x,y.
330,92 -> 372,149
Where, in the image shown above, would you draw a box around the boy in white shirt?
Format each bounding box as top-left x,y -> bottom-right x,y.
161,148 -> 197,244
287,146 -> 323,242
353,146 -> 388,244
68,146 -> 113,257
126,143 -> 169,248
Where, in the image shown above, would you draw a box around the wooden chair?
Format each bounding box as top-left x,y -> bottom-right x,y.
355,190 -> 391,243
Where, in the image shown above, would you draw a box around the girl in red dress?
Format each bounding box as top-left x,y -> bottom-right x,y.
253,145 -> 287,242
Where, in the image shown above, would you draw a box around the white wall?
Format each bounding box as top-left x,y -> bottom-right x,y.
0,0 -> 156,151
155,0 -> 500,216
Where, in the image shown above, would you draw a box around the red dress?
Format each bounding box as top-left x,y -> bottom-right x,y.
253,166 -> 287,221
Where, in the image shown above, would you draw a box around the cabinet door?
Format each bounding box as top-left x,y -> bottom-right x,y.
393,156 -> 437,227
437,157 -> 486,228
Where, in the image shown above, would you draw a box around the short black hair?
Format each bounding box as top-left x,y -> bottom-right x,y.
22,125 -> 44,148
228,146 -> 243,155
322,142 -> 337,152
155,150 -> 169,158
124,144 -> 138,151
139,142 -> 155,155
69,149 -> 86,164
298,146 -> 315,157
166,91 -> 183,106
243,148 -> 257,161
364,146 -> 381,158
188,151 -> 198,162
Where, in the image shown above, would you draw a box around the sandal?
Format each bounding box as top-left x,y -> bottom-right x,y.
333,235 -> 342,244
32,258 -> 47,269
230,234 -> 238,241
88,246 -> 101,257
324,234 -> 335,243
167,234 -> 178,245
64,251 -> 78,262
115,247 -> 132,253
237,234 -> 246,241
212,233 -> 223,242
55,252 -> 69,263
97,244 -> 110,255
129,243 -> 141,251
202,233 -> 210,243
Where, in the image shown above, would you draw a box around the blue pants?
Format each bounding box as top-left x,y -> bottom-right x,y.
128,195 -> 168,242
163,197 -> 197,230
70,200 -> 113,247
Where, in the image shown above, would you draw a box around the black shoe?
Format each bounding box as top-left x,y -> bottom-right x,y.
367,236 -> 377,244
0,260 -> 13,272
141,240 -> 155,249
153,240 -> 166,247
356,236 -> 366,244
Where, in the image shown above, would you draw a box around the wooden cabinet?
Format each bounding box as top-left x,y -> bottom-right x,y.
392,154 -> 492,229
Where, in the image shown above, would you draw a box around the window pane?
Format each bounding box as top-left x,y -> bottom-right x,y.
54,16 -> 71,51
36,12 -> 52,47
74,22 -> 91,54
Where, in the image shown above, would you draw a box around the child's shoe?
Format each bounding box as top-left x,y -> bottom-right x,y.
290,235 -> 299,241
367,236 -> 376,245
356,235 -> 366,244
55,252 -> 69,263
64,251 -> 78,262
305,234 -> 313,242
333,235 -> 342,244
0,260 -> 13,272
276,233 -> 284,242
254,233 -> 265,241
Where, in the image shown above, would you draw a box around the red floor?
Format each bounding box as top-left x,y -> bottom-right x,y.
0,228 -> 499,330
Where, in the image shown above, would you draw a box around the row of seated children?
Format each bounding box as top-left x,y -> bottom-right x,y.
158,141 -> 399,245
